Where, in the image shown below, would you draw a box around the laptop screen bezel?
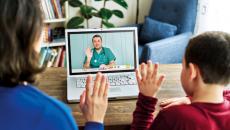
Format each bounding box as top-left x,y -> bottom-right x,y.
66,28 -> 138,76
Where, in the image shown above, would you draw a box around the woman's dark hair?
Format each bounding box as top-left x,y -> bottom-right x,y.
185,31 -> 230,85
92,34 -> 102,42
0,0 -> 44,86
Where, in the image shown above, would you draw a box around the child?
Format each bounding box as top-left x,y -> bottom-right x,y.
0,0 -> 108,130
131,31 -> 230,130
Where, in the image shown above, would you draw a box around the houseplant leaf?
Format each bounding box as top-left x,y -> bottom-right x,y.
112,0 -> 128,9
60,0 -> 68,5
69,0 -> 83,7
98,8 -> 113,20
80,5 -> 97,19
102,21 -> 115,28
112,10 -> 124,18
67,16 -> 84,28
91,12 -> 100,18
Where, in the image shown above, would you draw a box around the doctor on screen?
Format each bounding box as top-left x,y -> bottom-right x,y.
83,34 -> 116,69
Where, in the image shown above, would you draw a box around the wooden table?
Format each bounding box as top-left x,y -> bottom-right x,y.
37,64 -> 185,130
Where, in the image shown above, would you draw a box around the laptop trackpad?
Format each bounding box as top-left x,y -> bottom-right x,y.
109,87 -> 121,93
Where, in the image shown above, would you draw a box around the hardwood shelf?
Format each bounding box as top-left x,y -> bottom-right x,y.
41,39 -> 66,47
44,18 -> 66,23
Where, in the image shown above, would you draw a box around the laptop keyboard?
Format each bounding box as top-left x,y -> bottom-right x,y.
76,74 -> 137,88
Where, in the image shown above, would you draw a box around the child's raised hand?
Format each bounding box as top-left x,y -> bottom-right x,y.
80,73 -> 109,123
160,97 -> 191,109
136,60 -> 165,97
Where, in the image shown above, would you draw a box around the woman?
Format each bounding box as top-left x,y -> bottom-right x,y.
0,0 -> 108,130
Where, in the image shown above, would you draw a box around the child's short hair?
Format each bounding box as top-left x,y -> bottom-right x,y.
185,31 -> 230,85
0,0 -> 44,86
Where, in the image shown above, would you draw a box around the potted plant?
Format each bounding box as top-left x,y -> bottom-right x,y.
61,0 -> 128,28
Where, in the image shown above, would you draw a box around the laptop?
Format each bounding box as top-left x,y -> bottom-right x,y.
65,27 -> 139,102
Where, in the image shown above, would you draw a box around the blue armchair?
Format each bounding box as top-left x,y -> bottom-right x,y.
137,0 -> 198,63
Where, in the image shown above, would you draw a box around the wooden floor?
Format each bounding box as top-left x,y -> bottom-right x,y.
37,64 -> 186,129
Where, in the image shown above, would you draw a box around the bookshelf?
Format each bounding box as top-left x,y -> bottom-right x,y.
40,0 -> 68,68
44,18 -> 66,23
41,39 -> 65,48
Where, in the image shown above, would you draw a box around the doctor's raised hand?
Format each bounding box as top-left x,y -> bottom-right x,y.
136,61 -> 165,97
85,47 -> 93,61
80,73 -> 109,123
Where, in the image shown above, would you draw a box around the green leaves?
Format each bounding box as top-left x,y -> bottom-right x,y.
66,0 -> 128,28
98,8 -> 124,20
80,5 -> 97,19
67,5 -> 97,28
112,0 -> 128,9
102,21 -> 115,28
95,0 -> 127,28
68,0 -> 83,7
98,8 -> 113,20
91,12 -> 100,18
60,0 -> 82,7
67,16 -> 84,28
112,10 -> 124,18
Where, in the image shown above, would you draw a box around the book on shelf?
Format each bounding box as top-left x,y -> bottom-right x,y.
40,0 -> 64,20
40,48 -> 49,67
42,25 -> 65,46
51,0 -> 63,18
43,24 -> 52,43
44,0 -> 53,19
47,48 -> 58,67
58,48 -> 66,67
40,47 -> 66,68
53,47 -> 63,67
40,0 -> 49,20
43,49 -> 52,67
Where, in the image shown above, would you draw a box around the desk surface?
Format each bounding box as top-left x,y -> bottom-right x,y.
37,64 -> 185,128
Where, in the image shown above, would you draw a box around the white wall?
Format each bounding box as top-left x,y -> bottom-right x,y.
195,0 -> 230,34
67,0 -> 153,28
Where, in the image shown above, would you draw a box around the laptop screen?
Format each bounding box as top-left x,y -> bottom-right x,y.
66,28 -> 138,75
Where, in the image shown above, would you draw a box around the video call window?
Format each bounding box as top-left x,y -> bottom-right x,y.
68,30 -> 137,74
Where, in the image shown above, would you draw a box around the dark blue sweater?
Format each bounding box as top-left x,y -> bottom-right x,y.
0,84 -> 103,130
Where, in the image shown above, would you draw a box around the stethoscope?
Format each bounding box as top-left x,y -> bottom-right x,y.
92,48 -> 106,63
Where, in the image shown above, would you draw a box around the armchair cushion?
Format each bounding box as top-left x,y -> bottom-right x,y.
139,17 -> 177,44
140,32 -> 192,63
